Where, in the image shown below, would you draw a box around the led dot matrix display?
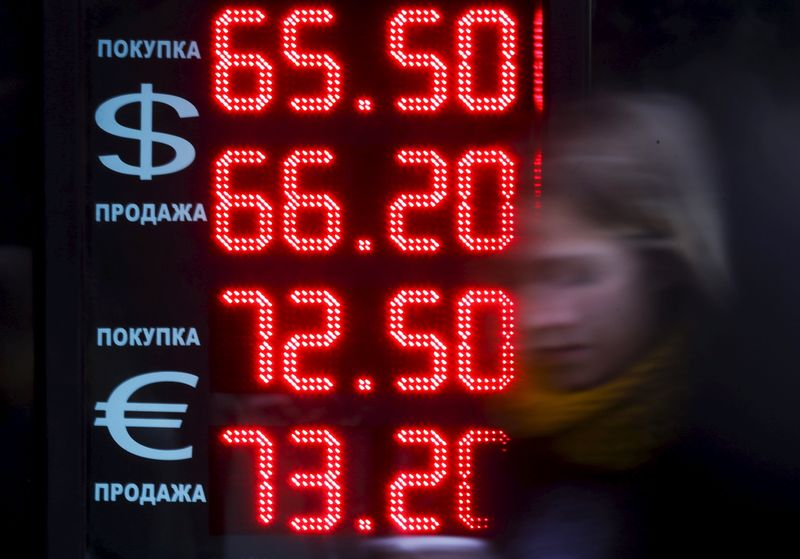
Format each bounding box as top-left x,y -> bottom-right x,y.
68,1 -> 561,554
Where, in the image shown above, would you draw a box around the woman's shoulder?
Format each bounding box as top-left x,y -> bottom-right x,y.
497,431 -> 798,558
630,431 -> 799,556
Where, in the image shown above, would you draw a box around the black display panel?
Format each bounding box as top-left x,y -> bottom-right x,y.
44,1 -> 590,557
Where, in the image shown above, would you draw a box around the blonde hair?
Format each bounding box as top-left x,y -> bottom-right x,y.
541,94 -> 730,303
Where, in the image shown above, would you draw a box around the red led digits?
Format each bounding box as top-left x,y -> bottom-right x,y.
456,289 -> 516,392
456,429 -> 509,530
533,7 -> 545,113
356,516 -> 374,533
534,150 -> 543,210
388,8 -> 447,112
213,8 -> 273,112
355,376 -> 374,393
220,428 -> 276,525
221,289 -> 274,384
214,149 -> 273,252
282,149 -> 343,252
389,289 -> 447,392
287,428 -> 344,533
283,289 -> 343,392
456,8 -> 518,113
388,149 -> 448,253
456,149 -> 516,253
355,98 -> 373,113
356,238 -> 373,253
282,8 -> 343,112
388,428 -> 448,533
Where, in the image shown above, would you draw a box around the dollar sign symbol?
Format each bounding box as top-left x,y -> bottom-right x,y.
94,83 -> 199,180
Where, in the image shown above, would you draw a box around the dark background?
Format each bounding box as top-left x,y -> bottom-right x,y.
592,0 -> 800,520
2,0 -> 800,551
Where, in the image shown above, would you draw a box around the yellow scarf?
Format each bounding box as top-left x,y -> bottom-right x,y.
496,332 -> 686,471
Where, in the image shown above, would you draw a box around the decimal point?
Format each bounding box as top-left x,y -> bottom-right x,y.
355,516 -> 374,533
356,238 -> 373,253
355,376 -> 374,393
355,97 -> 374,113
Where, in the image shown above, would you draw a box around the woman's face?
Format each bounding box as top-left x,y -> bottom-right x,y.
517,201 -> 658,391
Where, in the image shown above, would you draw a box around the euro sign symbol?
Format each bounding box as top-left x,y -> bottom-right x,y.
94,83 -> 199,180
94,371 -> 199,461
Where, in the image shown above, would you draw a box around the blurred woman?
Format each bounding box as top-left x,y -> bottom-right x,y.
496,94 -> 730,558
